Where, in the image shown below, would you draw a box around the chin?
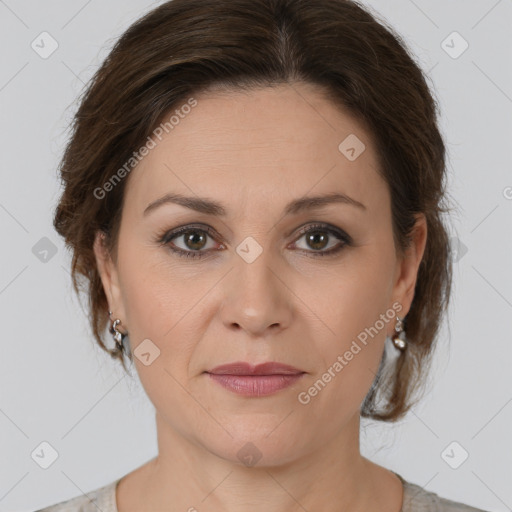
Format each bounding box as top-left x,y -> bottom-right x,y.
197,420 -> 311,469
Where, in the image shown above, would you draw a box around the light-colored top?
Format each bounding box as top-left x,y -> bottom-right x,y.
35,471 -> 490,511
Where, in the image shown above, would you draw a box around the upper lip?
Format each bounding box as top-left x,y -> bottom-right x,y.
207,362 -> 305,375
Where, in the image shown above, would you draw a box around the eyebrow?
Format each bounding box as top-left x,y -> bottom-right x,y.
143,191 -> 366,217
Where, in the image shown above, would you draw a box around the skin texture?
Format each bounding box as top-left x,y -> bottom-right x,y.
94,82 -> 427,512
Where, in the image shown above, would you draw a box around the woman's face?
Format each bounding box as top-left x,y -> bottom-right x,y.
94,82 -> 426,466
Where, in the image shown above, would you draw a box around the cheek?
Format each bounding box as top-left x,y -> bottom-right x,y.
117,235 -> 189,327
314,246 -> 396,341
122,271 -> 175,337
115,243 -> 196,364
302,252 -> 395,405
118,258 -> 201,418
297,298 -> 389,427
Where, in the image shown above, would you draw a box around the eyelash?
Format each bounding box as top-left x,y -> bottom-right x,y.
156,223 -> 352,260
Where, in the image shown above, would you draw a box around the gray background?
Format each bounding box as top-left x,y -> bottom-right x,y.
0,1 -> 511,511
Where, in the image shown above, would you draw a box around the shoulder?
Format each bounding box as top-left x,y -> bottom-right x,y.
398,475 -> 491,512
34,478 -> 120,512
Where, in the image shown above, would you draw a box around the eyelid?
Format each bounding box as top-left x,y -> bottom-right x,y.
289,222 -> 351,251
159,221 -> 351,257
159,223 -> 221,244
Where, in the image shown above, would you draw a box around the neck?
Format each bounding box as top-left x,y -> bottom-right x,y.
123,411 -> 402,512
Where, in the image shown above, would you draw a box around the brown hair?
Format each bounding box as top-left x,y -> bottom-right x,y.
53,0 -> 453,421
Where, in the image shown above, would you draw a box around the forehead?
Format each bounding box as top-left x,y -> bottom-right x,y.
124,83 -> 387,218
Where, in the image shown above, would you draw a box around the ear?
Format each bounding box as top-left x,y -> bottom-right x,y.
93,230 -> 127,332
389,213 -> 428,332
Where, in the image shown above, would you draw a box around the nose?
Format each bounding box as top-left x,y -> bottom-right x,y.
220,247 -> 293,338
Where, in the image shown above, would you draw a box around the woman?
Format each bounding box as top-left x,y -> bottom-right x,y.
37,0 -> 490,510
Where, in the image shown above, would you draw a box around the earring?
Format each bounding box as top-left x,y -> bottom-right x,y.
391,315 -> 407,352
108,310 -> 126,351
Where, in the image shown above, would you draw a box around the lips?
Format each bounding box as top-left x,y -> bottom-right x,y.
207,361 -> 304,376
205,362 -> 306,397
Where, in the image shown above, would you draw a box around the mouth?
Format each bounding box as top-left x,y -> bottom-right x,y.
205,361 -> 306,397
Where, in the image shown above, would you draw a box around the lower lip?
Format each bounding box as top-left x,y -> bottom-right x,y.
207,373 -> 305,397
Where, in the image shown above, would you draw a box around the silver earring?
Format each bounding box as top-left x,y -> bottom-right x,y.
392,315 -> 407,352
108,310 -> 126,351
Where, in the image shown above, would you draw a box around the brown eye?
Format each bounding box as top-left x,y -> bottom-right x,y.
159,222 -> 350,260
160,224 -> 222,259
292,224 -> 351,257
304,231 -> 330,251
181,230 -> 208,251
